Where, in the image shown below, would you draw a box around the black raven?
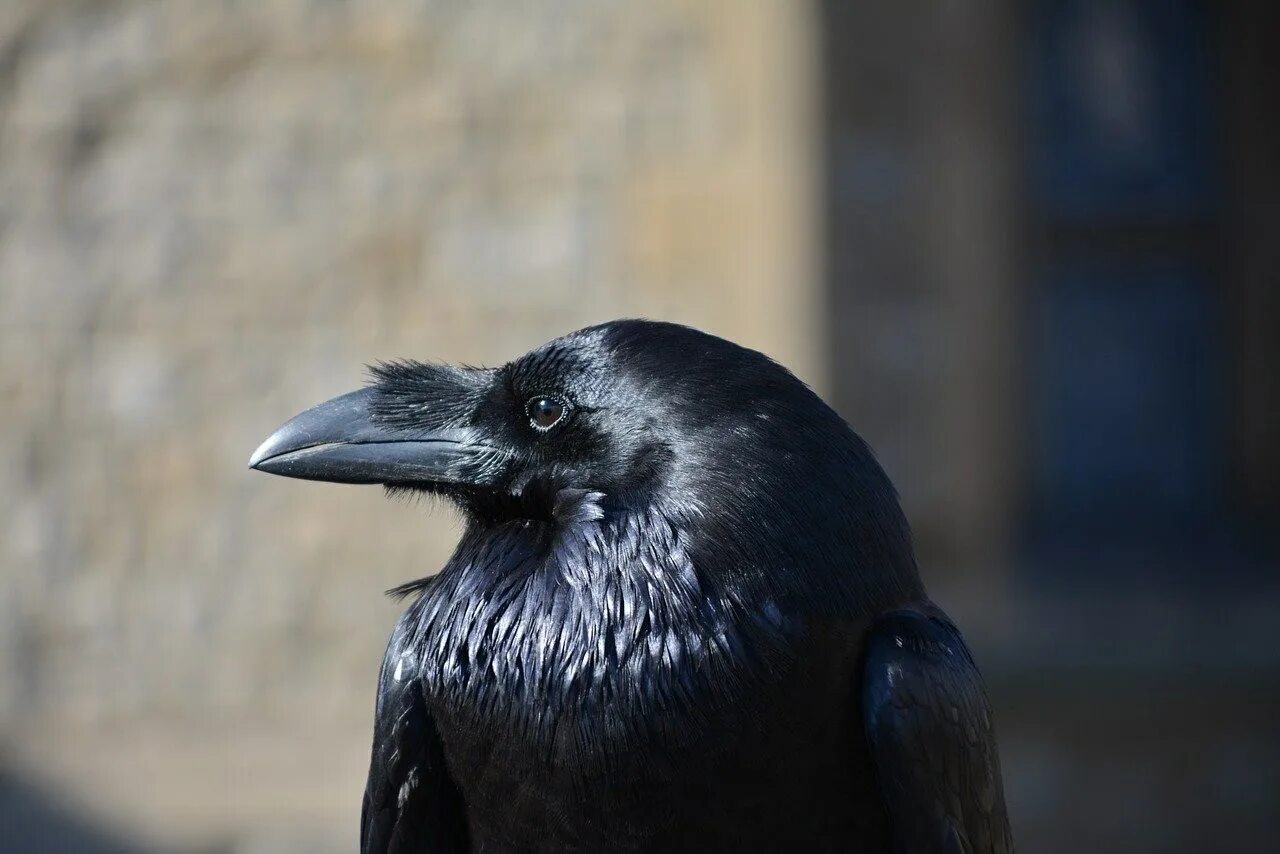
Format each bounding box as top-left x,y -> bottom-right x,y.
249,320 -> 1012,852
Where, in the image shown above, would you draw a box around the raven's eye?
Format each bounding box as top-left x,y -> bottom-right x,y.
527,395 -> 568,431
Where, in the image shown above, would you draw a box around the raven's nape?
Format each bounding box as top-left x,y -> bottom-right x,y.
249,387 -> 479,485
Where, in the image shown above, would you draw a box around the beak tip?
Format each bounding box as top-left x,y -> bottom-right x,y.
248,436 -> 277,471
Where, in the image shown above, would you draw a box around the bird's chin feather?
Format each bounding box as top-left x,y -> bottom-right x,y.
383,482 -> 450,506
386,475 -> 611,532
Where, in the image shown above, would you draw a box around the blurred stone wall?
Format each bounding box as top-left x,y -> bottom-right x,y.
0,1 -> 818,850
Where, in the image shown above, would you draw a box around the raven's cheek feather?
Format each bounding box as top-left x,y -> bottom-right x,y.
249,387 -> 477,486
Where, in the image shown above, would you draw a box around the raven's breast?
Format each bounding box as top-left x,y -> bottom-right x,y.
423,617 -> 890,851
407,513 -> 892,849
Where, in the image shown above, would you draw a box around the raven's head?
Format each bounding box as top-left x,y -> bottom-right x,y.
251,320 -> 918,596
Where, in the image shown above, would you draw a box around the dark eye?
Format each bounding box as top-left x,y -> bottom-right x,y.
527,395 -> 568,431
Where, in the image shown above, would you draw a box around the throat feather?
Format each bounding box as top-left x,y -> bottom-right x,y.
403,506 -> 788,759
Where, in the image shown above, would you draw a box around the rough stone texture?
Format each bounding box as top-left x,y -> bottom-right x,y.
0,2 -> 817,850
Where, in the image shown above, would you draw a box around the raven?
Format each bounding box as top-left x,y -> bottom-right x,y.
250,320 -> 1012,852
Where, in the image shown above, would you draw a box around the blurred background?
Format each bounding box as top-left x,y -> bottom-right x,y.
1,1 -> 1276,851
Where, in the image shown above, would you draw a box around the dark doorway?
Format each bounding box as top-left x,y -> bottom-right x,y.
1021,0 -> 1279,579
819,0 -> 1280,581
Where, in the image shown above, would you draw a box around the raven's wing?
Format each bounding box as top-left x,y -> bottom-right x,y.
861,603 -> 1013,854
360,604 -> 468,853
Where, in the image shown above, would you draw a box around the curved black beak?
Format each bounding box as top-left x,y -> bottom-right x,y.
249,387 -> 482,485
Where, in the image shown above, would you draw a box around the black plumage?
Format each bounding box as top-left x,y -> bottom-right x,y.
249,319 -> 1012,852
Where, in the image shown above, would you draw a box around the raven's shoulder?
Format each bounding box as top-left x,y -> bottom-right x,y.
861,602 -> 1013,853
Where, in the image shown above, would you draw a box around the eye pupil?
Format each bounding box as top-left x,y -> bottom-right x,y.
529,396 -> 566,430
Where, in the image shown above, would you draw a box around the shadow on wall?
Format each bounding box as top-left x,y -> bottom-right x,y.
0,767 -> 150,854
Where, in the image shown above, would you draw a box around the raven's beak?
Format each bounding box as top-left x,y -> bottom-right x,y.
249,387 -> 480,486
